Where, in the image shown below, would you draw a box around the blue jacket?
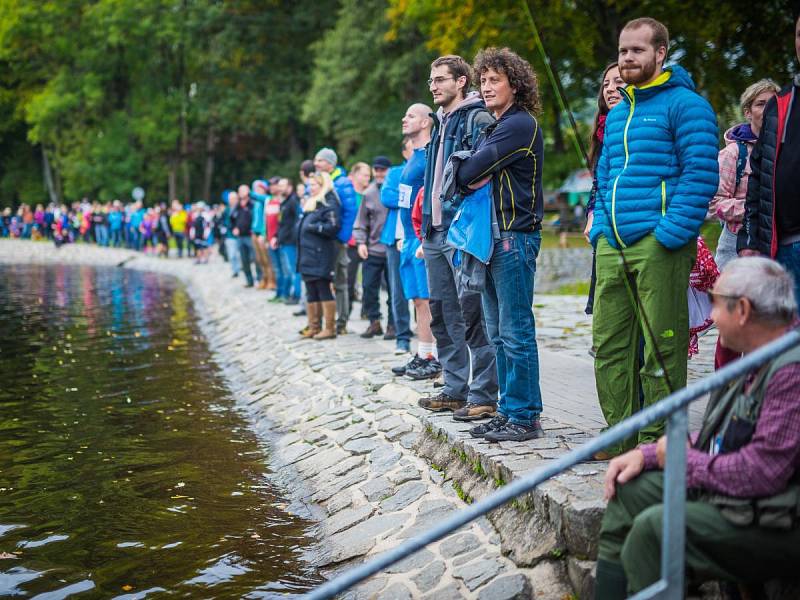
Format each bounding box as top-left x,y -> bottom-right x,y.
380,163 -> 406,246
399,148 -> 426,240
249,191 -> 267,235
590,65 -> 719,250
332,166 -> 357,244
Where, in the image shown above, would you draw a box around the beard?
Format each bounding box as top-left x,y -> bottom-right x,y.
620,56 -> 658,85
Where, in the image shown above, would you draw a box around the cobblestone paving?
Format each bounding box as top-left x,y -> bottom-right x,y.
0,241 -> 723,599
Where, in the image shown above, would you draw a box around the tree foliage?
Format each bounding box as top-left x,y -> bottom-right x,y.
0,0 -> 797,207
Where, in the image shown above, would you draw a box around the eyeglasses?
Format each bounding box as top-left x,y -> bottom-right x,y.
427,76 -> 455,87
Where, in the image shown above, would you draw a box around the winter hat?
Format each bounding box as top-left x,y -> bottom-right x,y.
252,179 -> 269,193
314,147 -> 338,168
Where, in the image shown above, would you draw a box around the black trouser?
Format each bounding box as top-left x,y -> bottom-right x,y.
346,245 -> 362,314
304,277 -> 334,302
361,253 -> 393,322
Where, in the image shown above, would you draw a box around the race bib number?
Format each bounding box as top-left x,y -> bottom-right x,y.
398,184 -> 413,209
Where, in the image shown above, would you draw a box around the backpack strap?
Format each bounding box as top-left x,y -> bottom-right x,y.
734,141 -> 748,191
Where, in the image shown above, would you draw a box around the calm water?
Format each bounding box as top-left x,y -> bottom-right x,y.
0,264 -> 321,598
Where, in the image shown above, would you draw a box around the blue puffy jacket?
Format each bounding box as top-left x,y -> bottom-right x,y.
590,65 -> 719,250
379,163 -> 406,246
331,166 -> 357,244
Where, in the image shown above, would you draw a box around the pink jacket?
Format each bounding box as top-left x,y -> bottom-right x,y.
707,124 -> 756,233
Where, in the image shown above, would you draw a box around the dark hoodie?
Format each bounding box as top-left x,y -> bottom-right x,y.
421,92 -> 494,238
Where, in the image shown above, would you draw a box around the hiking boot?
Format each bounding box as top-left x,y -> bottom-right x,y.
483,420 -> 545,443
406,357 -> 442,381
392,355 -> 425,376
418,392 -> 465,412
383,325 -> 396,341
313,301 -> 337,340
360,320 -> 384,339
469,415 -> 508,438
453,403 -> 497,422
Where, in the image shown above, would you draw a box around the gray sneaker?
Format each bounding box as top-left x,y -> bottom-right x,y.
469,415 -> 508,438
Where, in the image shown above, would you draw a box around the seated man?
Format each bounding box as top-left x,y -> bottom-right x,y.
595,257 -> 800,599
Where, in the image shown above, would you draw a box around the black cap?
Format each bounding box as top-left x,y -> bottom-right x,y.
372,156 -> 392,169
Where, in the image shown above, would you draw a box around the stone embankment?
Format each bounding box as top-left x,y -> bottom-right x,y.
0,240 -> 717,599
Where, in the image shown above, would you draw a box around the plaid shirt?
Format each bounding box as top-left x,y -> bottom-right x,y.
641,362 -> 800,498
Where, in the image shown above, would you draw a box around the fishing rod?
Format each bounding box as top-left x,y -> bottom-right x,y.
520,0 -> 677,396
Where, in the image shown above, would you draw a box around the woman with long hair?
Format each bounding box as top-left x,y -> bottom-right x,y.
296,171 -> 342,340
584,62 -> 625,315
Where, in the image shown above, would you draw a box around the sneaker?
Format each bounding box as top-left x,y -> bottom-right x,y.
406,357 -> 442,381
268,296 -> 284,304
469,415 -> 508,438
483,420 -> 546,443
383,325 -> 397,341
360,320 -> 384,339
394,339 -> 411,355
292,307 -> 306,317
418,392 -> 465,412
284,297 -> 300,305
453,403 -> 497,422
392,355 -> 425,376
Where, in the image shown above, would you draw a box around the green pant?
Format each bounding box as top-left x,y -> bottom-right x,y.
593,234 -> 695,454
598,472 -> 800,594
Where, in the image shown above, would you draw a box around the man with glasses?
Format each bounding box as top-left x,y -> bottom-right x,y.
416,55 -> 499,419
595,257 -> 800,598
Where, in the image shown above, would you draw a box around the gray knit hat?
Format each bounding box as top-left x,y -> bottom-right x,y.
314,147 -> 338,167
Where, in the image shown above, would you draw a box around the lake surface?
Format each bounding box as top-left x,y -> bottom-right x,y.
0,264 -> 321,598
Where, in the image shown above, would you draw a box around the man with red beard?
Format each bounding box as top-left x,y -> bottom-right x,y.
588,17 -> 719,458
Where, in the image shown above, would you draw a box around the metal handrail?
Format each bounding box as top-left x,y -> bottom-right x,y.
303,329 -> 800,600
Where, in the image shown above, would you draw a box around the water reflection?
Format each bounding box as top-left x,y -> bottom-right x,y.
0,264 -> 321,597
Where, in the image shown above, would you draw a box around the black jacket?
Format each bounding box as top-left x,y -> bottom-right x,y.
231,201 -> 253,237
297,191 -> 341,280
738,78 -> 797,257
456,105 -> 544,232
277,193 -> 301,246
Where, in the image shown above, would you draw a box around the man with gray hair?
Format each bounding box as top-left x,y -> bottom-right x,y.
594,257 -> 800,597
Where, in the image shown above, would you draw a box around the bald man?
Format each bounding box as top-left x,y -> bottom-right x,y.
392,103 -> 442,379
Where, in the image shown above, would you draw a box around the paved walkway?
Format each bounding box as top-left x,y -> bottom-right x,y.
0,240 -> 723,599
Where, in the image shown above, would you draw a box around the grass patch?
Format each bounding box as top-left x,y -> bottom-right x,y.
541,280 -> 590,296
452,480 -> 472,504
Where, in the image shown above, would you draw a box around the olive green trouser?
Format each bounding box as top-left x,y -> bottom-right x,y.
593,234 -> 696,454
597,472 -> 800,595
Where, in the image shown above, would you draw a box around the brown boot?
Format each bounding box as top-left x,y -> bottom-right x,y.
300,302 -> 322,338
314,301 -> 337,340
360,320 -> 384,339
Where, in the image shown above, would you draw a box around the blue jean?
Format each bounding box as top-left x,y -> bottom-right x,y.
95,224 -> 109,246
279,245 -> 302,298
481,230 -> 542,425
777,241 -> 800,304
110,228 -> 122,247
224,238 -> 241,275
385,243 -> 411,344
270,246 -> 288,297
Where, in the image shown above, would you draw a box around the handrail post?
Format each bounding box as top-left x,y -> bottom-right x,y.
662,404 -> 688,597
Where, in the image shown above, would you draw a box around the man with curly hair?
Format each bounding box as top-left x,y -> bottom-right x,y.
455,47 -> 546,442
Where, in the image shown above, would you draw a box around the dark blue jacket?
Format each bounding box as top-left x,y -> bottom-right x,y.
456,105 -> 544,232
297,191 -> 342,280
380,163 -> 405,246
422,94 -> 494,238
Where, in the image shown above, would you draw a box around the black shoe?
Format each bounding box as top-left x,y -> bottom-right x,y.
418,392 -> 465,412
453,403 -> 497,422
406,357 -> 442,380
383,325 -> 396,341
245,282 -> 254,288
232,273 -> 239,278
336,324 -> 349,335
483,420 -> 545,442
392,354 -> 425,376
469,415 -> 508,438
293,308 -> 307,317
